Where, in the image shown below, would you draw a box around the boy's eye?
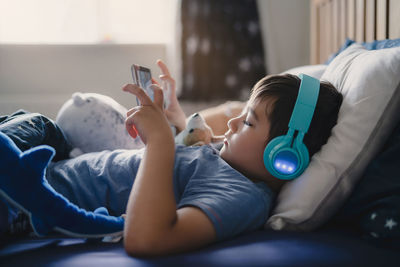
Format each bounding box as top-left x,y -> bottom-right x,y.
242,120 -> 253,127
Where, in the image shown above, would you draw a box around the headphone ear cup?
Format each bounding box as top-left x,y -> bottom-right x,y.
264,135 -> 310,180
293,137 -> 310,175
263,135 -> 290,174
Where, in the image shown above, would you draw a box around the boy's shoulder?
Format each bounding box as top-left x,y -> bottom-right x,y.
175,144 -> 274,195
175,144 -> 220,157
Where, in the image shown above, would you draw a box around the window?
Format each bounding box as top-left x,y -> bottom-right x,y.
0,0 -> 177,44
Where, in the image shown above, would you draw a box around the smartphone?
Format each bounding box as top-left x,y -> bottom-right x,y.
130,63 -> 171,109
130,63 -> 175,136
131,64 -> 153,106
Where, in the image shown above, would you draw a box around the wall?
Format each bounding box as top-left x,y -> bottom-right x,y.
257,0 -> 311,74
0,0 -> 311,118
0,44 -> 166,119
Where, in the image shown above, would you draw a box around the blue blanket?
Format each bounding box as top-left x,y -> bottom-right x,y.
332,121 -> 400,248
0,111 -> 124,239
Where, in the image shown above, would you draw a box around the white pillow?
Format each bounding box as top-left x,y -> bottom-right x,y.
283,64 -> 327,80
266,44 -> 400,231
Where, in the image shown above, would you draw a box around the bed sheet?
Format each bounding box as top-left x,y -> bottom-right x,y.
1,228 -> 399,267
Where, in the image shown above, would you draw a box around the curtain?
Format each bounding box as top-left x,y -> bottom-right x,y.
179,0 -> 266,101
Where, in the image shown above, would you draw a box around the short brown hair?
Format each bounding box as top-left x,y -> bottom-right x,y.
250,74 -> 343,157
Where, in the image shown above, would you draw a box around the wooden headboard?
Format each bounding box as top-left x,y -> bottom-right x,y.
311,0 -> 400,64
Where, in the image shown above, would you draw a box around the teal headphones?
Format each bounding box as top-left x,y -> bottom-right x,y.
263,74 -> 320,180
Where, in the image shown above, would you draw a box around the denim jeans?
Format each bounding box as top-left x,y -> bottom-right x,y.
0,110 -> 72,161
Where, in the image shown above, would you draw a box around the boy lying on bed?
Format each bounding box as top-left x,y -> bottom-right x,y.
0,61 -> 342,256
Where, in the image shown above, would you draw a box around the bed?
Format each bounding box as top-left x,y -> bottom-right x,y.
1,0 -> 400,266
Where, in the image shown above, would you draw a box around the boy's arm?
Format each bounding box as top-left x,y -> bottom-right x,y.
123,84 -> 215,257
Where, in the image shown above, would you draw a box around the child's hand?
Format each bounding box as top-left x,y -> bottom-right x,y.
154,60 -> 187,133
123,83 -> 174,145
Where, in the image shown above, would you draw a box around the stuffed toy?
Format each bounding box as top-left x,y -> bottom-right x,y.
0,131 -> 124,238
56,92 -> 144,157
57,93 -> 220,150
175,113 -> 219,146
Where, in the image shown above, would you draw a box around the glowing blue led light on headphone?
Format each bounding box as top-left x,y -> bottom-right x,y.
274,150 -> 298,174
263,74 -> 320,180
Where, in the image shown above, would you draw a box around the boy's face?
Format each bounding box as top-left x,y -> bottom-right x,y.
220,99 -> 271,180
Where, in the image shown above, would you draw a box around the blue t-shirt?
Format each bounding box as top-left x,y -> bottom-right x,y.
46,145 -> 274,241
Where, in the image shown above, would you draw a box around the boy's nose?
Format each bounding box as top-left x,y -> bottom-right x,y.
227,117 -> 238,132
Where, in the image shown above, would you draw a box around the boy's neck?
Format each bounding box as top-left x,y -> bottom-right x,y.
221,157 -> 285,194
249,176 -> 285,194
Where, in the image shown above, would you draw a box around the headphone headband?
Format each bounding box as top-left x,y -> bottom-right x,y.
263,74 -> 320,180
288,74 -> 320,133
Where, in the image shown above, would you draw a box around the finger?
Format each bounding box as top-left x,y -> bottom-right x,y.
127,106 -> 140,117
156,59 -> 171,76
159,75 -> 176,97
151,78 -> 160,86
164,109 -> 173,119
159,74 -> 176,88
159,74 -> 175,83
151,84 -> 164,109
122,84 -> 153,106
122,83 -> 134,92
